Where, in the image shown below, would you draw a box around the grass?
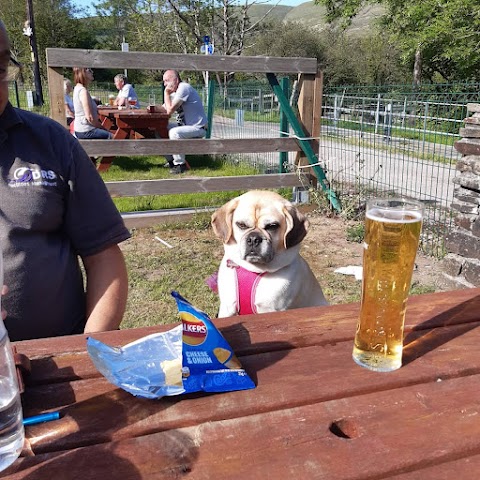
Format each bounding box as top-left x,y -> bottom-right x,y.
100,154 -> 261,213
216,108 -> 281,123
346,223 -> 365,243
322,118 -> 460,147
120,217 -> 221,329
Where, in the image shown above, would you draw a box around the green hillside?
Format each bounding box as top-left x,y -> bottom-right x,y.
249,1 -> 385,36
248,4 -> 292,22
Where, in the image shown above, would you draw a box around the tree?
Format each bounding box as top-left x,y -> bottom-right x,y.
249,20 -> 326,60
0,0 -> 97,85
250,20 -> 409,87
92,0 -> 281,86
315,0 -> 480,83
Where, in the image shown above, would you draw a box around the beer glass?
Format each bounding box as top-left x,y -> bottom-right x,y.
352,198 -> 424,372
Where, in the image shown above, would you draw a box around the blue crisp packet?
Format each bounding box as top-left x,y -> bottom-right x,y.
86,291 -> 255,399
87,325 -> 185,399
173,291 -> 255,394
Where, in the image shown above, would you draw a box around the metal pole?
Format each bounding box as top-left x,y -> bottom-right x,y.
123,36 -> 128,77
206,79 -> 215,139
374,94 -> 381,135
13,81 -> 20,108
25,0 -> 43,106
279,77 -> 289,173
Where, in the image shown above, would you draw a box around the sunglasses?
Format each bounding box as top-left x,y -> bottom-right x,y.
0,55 -> 20,82
86,68 -> 94,74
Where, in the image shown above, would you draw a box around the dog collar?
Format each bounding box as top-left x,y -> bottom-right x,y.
227,260 -> 265,315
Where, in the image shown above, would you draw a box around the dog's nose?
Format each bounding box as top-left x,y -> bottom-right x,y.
247,233 -> 263,248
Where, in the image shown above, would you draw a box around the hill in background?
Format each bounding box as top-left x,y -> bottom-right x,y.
249,1 -> 384,35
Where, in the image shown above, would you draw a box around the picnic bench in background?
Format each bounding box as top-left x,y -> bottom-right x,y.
97,107 -> 169,140
46,49 -> 340,223
95,107 -> 170,171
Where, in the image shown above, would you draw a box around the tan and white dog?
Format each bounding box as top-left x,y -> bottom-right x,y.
211,190 -> 328,317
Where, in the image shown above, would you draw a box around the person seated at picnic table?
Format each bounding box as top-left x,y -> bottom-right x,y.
73,67 -> 112,139
157,69 -> 208,174
0,20 -> 130,341
64,77 -> 74,126
113,73 -> 140,109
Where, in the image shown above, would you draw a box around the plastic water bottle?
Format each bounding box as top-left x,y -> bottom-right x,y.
0,250 -> 24,472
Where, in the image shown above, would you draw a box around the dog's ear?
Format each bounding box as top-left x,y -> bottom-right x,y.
283,205 -> 309,248
211,198 -> 239,244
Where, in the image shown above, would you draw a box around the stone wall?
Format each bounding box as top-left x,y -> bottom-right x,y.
442,103 -> 480,288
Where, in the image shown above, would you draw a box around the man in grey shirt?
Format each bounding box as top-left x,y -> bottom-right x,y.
0,20 -> 130,341
159,70 -> 208,174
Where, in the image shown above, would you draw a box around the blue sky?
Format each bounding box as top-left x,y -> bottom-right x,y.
76,0 -> 309,15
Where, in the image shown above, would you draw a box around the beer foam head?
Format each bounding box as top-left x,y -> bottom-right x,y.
367,208 -> 422,223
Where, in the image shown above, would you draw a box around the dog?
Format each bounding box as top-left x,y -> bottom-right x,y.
211,190 -> 328,317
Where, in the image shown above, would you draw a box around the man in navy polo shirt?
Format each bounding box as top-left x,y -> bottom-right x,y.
0,20 -> 130,341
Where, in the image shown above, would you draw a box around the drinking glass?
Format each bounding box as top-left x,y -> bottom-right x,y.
352,198 -> 424,372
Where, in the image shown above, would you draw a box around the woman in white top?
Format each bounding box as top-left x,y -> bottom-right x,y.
73,67 -> 111,139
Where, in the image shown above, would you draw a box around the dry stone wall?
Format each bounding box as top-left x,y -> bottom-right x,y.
442,103 -> 480,288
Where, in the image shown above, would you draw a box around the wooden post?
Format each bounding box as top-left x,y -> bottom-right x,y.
46,64 -> 65,126
295,73 -> 316,170
312,71 -> 323,145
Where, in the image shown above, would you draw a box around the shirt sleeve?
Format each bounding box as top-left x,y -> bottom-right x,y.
174,83 -> 190,103
63,139 -> 130,257
119,85 -> 129,99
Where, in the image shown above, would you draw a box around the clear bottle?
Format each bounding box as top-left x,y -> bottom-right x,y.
0,250 -> 25,472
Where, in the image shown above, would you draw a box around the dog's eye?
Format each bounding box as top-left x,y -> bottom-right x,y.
264,223 -> 280,231
236,222 -> 249,230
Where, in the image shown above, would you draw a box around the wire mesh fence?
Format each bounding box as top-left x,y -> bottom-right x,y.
320,83 -> 480,255
9,80 -> 479,256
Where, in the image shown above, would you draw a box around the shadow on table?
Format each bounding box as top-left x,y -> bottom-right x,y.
402,294 -> 480,366
220,322 -> 293,385
11,357 -> 200,479
6,429 -> 197,479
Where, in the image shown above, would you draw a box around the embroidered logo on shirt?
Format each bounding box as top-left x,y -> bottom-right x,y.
8,167 -> 58,188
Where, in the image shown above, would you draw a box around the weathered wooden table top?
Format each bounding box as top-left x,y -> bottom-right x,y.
2,288 -> 480,479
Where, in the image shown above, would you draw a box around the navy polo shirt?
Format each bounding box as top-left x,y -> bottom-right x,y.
0,103 -> 130,341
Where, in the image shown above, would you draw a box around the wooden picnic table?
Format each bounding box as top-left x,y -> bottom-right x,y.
3,288 -> 480,479
94,107 -> 170,171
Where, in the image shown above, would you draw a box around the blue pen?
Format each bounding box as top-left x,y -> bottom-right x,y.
23,411 -> 61,426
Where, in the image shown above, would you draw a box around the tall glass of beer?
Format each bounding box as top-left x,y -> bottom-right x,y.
352,198 -> 424,372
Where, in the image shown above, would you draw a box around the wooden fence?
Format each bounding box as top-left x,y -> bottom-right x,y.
46,49 -> 323,226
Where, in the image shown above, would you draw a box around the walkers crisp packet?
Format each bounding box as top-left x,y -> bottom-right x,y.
86,291 -> 255,399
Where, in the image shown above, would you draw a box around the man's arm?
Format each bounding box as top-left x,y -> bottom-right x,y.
65,102 -> 74,118
114,94 -> 127,107
114,85 -> 128,107
163,86 -> 183,115
82,244 -> 128,333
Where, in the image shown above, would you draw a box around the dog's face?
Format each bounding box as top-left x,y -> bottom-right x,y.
211,190 -> 309,265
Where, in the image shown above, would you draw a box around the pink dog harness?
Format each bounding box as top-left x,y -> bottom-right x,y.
227,260 -> 265,315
